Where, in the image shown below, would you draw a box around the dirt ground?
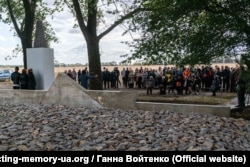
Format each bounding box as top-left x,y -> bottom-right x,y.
0,81 -> 12,89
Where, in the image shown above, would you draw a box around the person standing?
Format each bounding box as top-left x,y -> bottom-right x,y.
146,76 -> 155,95
110,69 -> 116,88
80,70 -> 97,89
214,67 -> 222,84
11,66 -> 21,89
183,76 -> 194,95
182,67 -> 190,80
102,68 -> 110,89
135,69 -> 142,88
125,67 -> 130,88
20,69 -> 28,89
27,68 -> 36,90
211,75 -> 220,96
77,69 -> 81,84
230,68 -> 238,92
159,76 -> 167,95
72,68 -> 77,81
222,66 -> 231,92
114,67 -> 121,89
191,75 -> 201,95
121,68 -> 126,88
67,69 -> 73,79
235,65 -> 246,108
175,75 -> 184,95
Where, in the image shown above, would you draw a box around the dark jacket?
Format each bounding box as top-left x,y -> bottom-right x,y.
28,72 -> 36,90
211,77 -> 220,91
222,68 -> 230,80
20,73 -> 28,89
102,70 -> 110,81
11,71 -> 21,85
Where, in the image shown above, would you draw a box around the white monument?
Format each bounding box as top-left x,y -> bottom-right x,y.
27,20 -> 54,90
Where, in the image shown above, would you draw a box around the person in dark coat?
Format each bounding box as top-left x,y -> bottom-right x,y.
183,76 -> 194,95
110,70 -> 116,88
159,76 -> 167,95
27,68 -> 36,90
235,65 -> 247,108
191,75 -> 201,94
175,75 -> 184,95
124,68 -> 130,88
11,66 -> 21,89
102,68 -> 110,89
114,67 -> 121,89
211,75 -> 220,96
20,69 -> 28,89
222,66 -> 231,92
77,69 -> 81,84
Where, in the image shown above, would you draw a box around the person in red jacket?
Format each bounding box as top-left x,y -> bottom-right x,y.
182,67 -> 190,79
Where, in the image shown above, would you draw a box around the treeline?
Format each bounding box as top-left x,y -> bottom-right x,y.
0,65 -> 24,68
55,61 -> 130,67
1,57 -> 236,69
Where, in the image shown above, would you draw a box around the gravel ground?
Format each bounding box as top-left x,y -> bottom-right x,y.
0,103 -> 249,151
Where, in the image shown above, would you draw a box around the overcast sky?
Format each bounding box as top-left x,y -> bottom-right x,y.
0,5 -> 135,66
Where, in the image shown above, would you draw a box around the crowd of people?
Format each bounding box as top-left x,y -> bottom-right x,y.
9,64 -> 248,108
64,65 -> 242,93
98,65 -> 240,95
10,66 -> 36,90
65,67 -> 97,89
64,64 -> 248,108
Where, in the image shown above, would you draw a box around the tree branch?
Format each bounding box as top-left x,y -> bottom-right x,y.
6,0 -> 21,37
98,7 -> 146,40
72,0 -> 88,38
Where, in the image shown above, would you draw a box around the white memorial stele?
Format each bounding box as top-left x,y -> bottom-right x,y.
27,20 -> 54,90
